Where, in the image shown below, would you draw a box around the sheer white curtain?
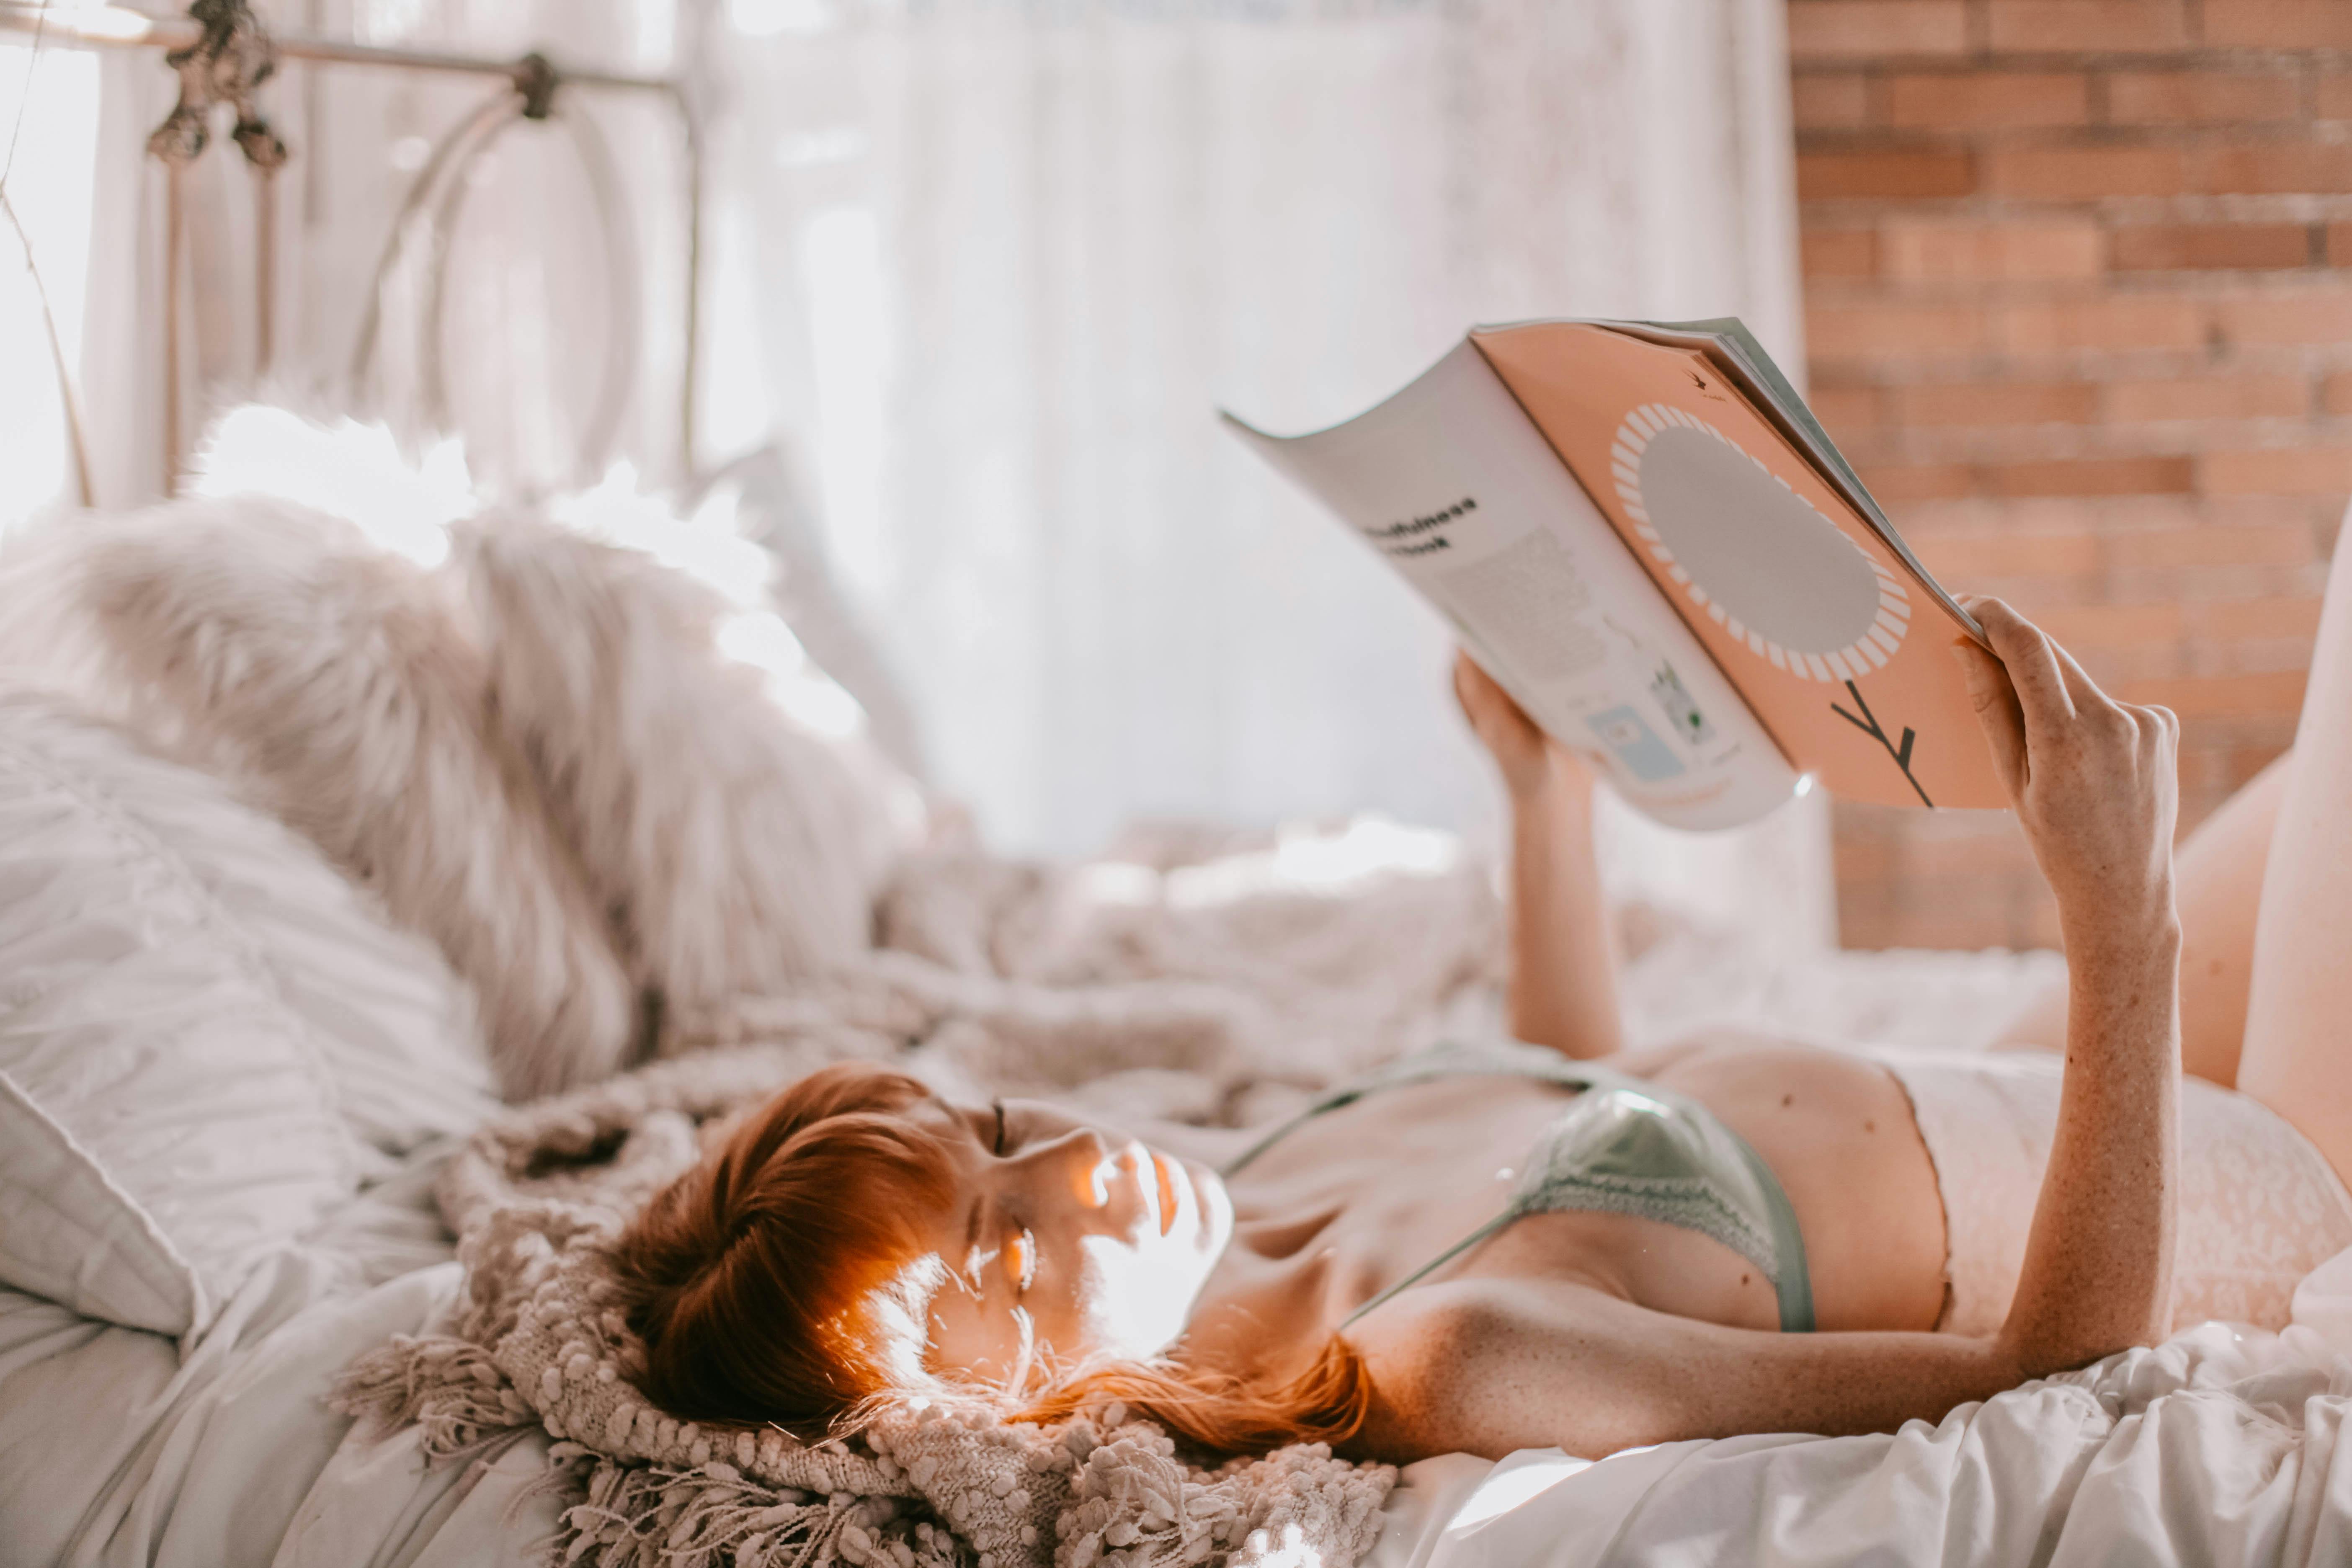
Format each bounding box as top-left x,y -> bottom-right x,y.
2,0 -> 1834,946
703,0 -> 1833,945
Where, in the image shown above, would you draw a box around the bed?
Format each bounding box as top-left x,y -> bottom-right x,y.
5,523 -> 2352,1568
9,689 -> 2352,1568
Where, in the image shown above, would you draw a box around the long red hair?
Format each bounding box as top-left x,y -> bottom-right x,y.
611,1063 -> 1373,1455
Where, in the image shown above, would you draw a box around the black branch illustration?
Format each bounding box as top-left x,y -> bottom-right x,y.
1830,680 -> 1932,807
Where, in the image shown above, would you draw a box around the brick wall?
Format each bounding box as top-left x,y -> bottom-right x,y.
1790,0 -> 2352,950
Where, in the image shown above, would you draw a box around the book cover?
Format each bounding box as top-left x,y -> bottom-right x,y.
1471,322 -> 2005,811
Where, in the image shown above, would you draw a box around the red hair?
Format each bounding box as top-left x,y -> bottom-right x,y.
611,1063 -> 1373,1455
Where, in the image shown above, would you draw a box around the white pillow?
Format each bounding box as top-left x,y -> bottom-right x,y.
0,694 -> 496,1336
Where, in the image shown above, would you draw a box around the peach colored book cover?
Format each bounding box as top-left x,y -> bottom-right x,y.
1473,322 -> 2005,810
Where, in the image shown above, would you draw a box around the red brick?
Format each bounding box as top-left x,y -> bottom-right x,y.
2117,671 -> 2309,717
2201,447 -> 2352,496
2331,222 -> 2352,266
1987,456 -> 2197,496
1986,1 -> 2191,52
2032,599 -> 2185,646
2189,143 -> 2352,196
1807,300 -> 1988,361
2191,596 -> 2326,640
1802,228 -> 1881,278
1994,295 -> 2207,354
2110,222 -> 2311,271
2322,77 -> 2352,121
2325,370 -> 2352,414
1858,463 -> 1977,501
2105,71 -> 2300,126
1799,149 -> 1979,201
1789,2 -> 1970,61
1897,380 -> 2101,425
2203,0 -> 2352,48
1914,530 -> 2104,577
1808,385 -> 1884,431
2107,374 -> 2309,421
1882,219 -> 2104,281
1793,74 -> 1876,131
2106,522 -> 2316,566
2214,290 -> 2352,346
1985,145 -> 2187,200
1886,73 -> 2090,130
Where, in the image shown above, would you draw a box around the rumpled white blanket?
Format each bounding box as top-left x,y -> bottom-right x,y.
1382,1248 -> 2352,1566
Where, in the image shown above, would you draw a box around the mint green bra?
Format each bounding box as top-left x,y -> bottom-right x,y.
1220,1041 -> 1815,1332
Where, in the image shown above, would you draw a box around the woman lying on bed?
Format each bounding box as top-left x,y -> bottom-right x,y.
616,579 -> 2352,1463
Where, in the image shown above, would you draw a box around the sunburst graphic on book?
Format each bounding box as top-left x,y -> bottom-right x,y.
1609,405 -> 1910,683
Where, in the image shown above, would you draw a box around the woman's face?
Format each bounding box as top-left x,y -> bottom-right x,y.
901,1095 -> 1233,1381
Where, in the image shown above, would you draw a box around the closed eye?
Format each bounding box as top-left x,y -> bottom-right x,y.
992,1099 -> 1008,1156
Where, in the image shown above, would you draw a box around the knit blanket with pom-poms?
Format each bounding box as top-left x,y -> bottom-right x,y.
332,1038 -> 1397,1568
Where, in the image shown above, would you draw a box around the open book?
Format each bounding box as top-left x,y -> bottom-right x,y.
1222,319 -> 2004,831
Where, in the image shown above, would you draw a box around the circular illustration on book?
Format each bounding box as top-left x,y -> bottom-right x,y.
1611,402 -> 1934,806
1608,404 -> 1909,683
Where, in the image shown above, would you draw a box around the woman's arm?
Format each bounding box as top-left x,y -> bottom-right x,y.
1956,598 -> 2180,1365
1452,654 -> 1623,1060
1367,610 -> 2181,1460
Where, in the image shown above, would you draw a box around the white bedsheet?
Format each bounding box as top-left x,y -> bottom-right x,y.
0,1142 -> 557,1568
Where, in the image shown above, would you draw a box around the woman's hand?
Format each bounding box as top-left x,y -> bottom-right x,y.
1453,651 -> 1591,803
1952,597 -> 2180,952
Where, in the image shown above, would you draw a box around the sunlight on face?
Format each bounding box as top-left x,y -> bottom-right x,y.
900,1097 -> 1233,1384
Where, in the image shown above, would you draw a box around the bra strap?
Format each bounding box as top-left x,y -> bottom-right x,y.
1339,1211 -> 1516,1327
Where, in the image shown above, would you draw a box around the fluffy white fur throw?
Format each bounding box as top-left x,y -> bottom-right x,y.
0,464 -> 1503,1107
0,503 -> 642,1097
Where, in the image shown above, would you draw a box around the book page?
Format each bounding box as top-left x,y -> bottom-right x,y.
1471,322 -> 2004,810
1223,340 -> 1800,830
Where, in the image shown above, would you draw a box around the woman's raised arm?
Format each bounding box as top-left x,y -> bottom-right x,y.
1954,597 -> 2181,1367
1452,652 -> 1623,1060
1359,609 -> 2181,1461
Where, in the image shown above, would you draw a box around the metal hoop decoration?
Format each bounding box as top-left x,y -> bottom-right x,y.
351,52 -> 642,485
146,0 -> 288,493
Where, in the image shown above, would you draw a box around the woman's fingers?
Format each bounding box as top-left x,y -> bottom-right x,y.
1963,597 -> 2077,743
1953,639 -> 2029,799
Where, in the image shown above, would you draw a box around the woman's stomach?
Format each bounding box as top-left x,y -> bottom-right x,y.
1634,1032 -> 1952,1333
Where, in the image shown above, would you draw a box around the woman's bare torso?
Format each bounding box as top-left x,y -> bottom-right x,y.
1143,1036 -> 1950,1385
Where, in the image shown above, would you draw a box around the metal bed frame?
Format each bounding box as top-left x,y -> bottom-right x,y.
0,0 -> 703,499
